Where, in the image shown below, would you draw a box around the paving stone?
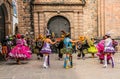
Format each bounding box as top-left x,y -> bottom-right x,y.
0,53 -> 120,79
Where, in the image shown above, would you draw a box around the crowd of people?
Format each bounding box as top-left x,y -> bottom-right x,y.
0,34 -> 32,64
0,31 -> 118,69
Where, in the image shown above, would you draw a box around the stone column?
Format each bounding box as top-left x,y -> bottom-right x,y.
98,0 -> 105,37
78,11 -> 83,37
33,12 -> 39,38
39,12 -> 45,34
73,11 -> 79,39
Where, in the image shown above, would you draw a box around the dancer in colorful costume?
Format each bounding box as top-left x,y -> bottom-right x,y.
96,36 -> 111,64
1,36 -> 9,60
57,31 -> 66,60
77,36 -> 89,59
61,33 -> 78,69
112,39 -> 118,52
2,42 -> 8,60
35,34 -> 44,60
103,33 -> 115,68
40,34 -> 57,68
9,34 -> 31,64
87,38 -> 98,58
55,36 -> 64,60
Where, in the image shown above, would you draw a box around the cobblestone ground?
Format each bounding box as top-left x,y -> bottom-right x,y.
0,53 -> 120,79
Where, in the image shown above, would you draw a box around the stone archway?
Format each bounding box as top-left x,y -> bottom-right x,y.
47,15 -> 70,37
0,4 -> 5,41
0,3 -> 9,42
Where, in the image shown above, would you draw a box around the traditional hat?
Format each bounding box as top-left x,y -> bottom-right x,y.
61,35 -> 65,38
16,34 -> 21,39
79,36 -> 85,41
52,32 -> 55,37
105,32 -> 111,37
46,33 -> 51,37
45,28 -> 51,37
39,34 -> 43,38
61,30 -> 66,35
61,30 -> 70,37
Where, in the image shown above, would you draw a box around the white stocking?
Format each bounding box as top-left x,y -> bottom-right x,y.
104,55 -> 107,67
43,55 -> 48,67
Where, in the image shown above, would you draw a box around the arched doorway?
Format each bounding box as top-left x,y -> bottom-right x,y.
47,15 -> 70,37
0,4 -> 5,42
0,4 -> 8,42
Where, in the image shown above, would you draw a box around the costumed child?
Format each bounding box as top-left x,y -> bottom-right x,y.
40,34 -> 57,68
2,41 -> 8,60
103,33 -> 115,68
77,36 -> 89,59
87,38 -> 98,58
8,34 -> 31,64
57,34 -> 64,60
35,34 -> 44,60
112,39 -> 118,53
57,31 -> 66,60
6,36 -> 13,58
61,33 -> 78,69
96,37 -> 111,64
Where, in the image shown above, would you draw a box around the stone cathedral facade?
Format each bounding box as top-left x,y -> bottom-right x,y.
15,0 -> 120,39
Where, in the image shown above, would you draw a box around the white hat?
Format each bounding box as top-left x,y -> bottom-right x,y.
105,32 -> 111,36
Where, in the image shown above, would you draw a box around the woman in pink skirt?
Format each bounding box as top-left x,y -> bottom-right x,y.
9,34 -> 31,64
96,36 -> 111,64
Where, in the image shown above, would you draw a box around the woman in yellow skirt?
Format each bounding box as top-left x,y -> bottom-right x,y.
87,38 -> 98,58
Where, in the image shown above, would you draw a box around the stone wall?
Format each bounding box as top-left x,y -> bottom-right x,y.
17,0 -> 25,33
17,1 -> 31,34
83,0 -> 98,38
98,0 -> 120,38
105,0 -> 120,38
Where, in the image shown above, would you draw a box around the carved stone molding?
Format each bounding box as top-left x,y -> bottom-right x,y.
34,0 -> 85,6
